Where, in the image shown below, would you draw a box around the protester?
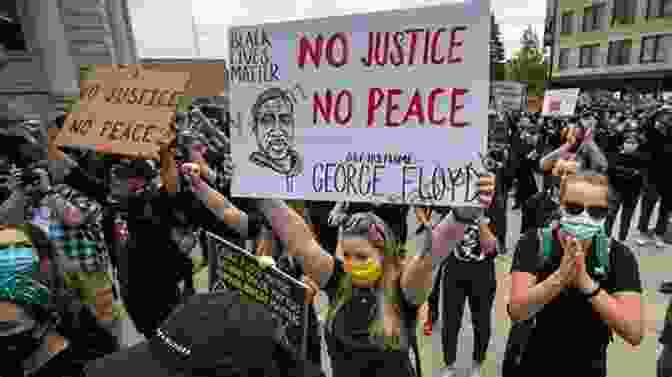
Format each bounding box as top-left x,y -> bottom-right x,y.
426,202 -> 501,377
508,170 -> 643,376
510,115 -> 539,210
638,107 -> 672,247
604,118 -> 647,242
0,222 -> 88,377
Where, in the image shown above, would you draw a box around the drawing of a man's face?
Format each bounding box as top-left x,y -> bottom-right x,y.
254,95 -> 294,161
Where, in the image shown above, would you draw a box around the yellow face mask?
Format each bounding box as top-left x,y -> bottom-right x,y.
345,257 -> 383,284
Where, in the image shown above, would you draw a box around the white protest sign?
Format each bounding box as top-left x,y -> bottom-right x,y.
229,1 -> 490,206
542,88 -> 580,116
491,81 -> 526,112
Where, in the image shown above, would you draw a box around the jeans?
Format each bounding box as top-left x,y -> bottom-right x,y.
441,256 -> 497,365
606,175 -> 642,241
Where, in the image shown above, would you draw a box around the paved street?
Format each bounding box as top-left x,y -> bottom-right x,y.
118,189 -> 671,377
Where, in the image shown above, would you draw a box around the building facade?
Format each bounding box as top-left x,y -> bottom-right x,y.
548,0 -> 672,91
0,0 -> 138,120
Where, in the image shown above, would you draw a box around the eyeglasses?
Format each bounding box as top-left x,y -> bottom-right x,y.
562,202 -> 609,220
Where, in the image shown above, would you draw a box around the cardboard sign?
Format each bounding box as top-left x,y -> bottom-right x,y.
206,232 -> 309,357
491,81 -> 527,112
229,1 -> 490,206
542,88 -> 580,116
54,65 -> 191,159
142,61 -> 228,98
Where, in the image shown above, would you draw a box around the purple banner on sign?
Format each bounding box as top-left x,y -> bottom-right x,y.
464,0 -> 484,19
271,32 -> 296,80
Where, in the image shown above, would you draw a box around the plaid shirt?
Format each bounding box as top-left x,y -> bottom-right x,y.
36,184 -> 110,274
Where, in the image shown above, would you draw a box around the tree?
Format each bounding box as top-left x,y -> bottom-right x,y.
506,25 -> 548,97
490,14 -> 506,81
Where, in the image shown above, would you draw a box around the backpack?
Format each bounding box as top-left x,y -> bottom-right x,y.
502,226 -> 612,377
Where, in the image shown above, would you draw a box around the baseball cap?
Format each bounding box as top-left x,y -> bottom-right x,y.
84,291 -> 324,377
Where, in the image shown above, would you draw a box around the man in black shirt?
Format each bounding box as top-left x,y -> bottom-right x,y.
508,170 -> 643,376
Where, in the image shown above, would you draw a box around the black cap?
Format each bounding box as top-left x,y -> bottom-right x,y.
84,291 -> 324,377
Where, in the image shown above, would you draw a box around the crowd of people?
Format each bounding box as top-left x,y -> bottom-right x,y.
0,91 -> 670,377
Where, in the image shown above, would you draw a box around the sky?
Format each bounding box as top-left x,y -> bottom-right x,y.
127,0 -> 545,60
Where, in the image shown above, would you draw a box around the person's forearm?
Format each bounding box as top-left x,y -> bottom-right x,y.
191,179 -> 250,237
540,144 -> 573,172
160,153 -> 179,195
256,198 -> 334,287
509,271 -> 567,321
401,214 -> 466,304
197,161 -> 217,186
479,223 -> 498,255
590,290 -> 644,346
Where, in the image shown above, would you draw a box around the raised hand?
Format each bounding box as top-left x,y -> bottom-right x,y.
477,174 -> 496,207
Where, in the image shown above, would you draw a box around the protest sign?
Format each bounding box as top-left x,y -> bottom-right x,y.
54,65 -> 191,159
142,61 -> 228,98
206,232 -> 309,358
228,0 -> 490,206
491,81 -> 527,112
542,88 -> 580,116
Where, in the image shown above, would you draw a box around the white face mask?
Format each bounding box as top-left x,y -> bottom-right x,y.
560,209 -> 606,228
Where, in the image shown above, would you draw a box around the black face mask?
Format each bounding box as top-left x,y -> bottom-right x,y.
0,327 -> 44,376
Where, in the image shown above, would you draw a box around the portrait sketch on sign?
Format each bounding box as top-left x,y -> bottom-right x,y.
248,87 -> 304,177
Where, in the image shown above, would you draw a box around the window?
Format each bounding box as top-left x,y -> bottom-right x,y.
647,0 -> 672,18
640,34 -> 672,63
559,48 -> 570,69
0,1 -> 26,51
583,5 -> 605,32
579,44 -> 600,67
612,0 -> 637,25
561,11 -> 574,34
608,39 -> 632,65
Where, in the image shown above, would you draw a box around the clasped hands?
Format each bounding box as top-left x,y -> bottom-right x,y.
558,234 -> 598,293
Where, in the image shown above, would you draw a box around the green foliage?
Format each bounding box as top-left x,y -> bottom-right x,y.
506,25 -> 548,98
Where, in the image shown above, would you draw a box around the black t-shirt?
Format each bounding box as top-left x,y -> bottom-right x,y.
511,230 -> 642,375
323,258 -> 417,377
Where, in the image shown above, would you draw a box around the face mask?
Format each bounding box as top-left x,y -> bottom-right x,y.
0,246 -> 49,308
0,247 -> 39,288
347,257 -> 383,284
559,212 -> 605,241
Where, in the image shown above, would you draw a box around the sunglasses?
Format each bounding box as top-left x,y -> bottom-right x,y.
562,202 -> 609,220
